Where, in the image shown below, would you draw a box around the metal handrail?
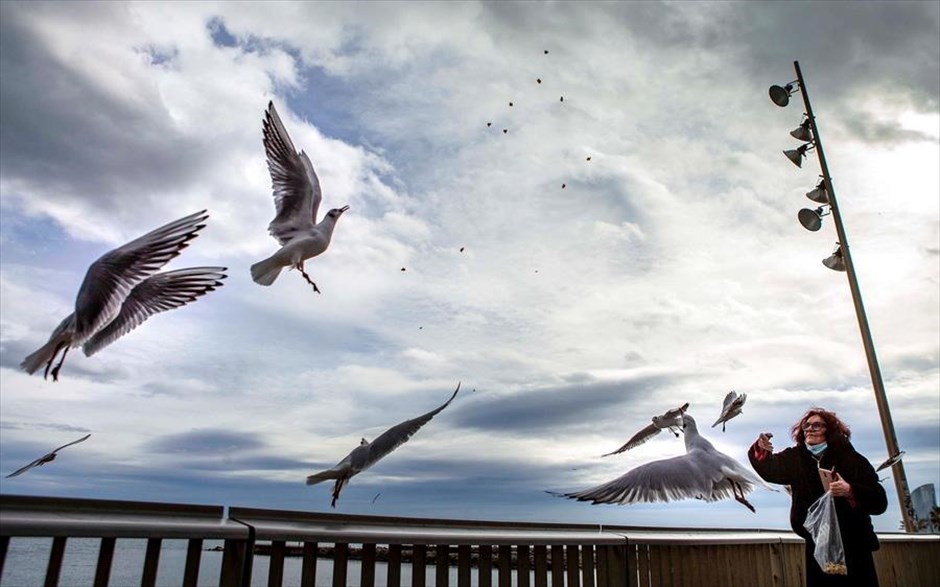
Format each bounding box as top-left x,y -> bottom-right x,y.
2,494 -> 938,587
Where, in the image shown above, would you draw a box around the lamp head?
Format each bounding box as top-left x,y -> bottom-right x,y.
822,244 -> 846,272
806,178 -> 829,204
769,83 -> 796,107
798,206 -> 829,232
784,143 -> 812,167
790,119 -> 813,142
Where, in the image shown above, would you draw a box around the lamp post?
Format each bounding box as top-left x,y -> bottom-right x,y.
770,60 -> 916,533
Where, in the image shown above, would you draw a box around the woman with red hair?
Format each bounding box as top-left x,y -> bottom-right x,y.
749,408 -> 887,586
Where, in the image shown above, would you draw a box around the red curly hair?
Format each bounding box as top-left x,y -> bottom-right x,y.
790,407 -> 852,445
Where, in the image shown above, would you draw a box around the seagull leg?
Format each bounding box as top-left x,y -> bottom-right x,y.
47,344 -> 70,382
294,263 -> 321,294
731,480 -> 756,513
331,477 -> 349,508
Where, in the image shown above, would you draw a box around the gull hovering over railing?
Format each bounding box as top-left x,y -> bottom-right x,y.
5,434 -> 91,478
602,402 -> 689,456
554,415 -> 771,512
251,101 -> 349,293
712,390 -> 746,432
306,383 -> 460,507
20,211 -> 226,381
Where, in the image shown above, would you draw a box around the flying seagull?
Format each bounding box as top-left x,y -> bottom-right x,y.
6,434 -> 91,478
306,383 -> 461,507
20,211 -> 226,381
875,451 -> 905,472
602,402 -> 690,456
251,101 -> 349,293
554,415 -> 769,512
712,390 -> 747,432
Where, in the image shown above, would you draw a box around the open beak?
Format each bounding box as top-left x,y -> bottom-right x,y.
339,205 -> 350,213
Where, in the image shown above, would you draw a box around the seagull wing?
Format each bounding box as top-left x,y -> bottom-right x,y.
563,453 -> 718,505
82,268 -> 227,357
602,423 -> 661,456
72,211 -> 209,345
362,383 -> 460,470
5,455 -> 51,478
263,101 -> 321,245
50,433 -> 92,454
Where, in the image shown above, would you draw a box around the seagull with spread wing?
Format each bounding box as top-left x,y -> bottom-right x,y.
306,383 -> 460,507
250,101 -> 349,293
20,211 -> 226,381
555,415 -> 771,512
6,434 -> 91,478
602,402 -> 689,456
712,390 -> 747,432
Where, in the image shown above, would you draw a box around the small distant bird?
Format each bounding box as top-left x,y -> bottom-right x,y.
503,129 -> 508,134
459,247 -> 465,252
251,101 -> 349,292
306,383 -> 461,507
486,122 -> 492,127
509,102 -> 513,107
6,434 -> 91,478
555,415 -> 769,512
400,267 -> 406,272
372,492 -> 381,504
875,451 -> 905,472
560,96 -> 564,102
20,211 -> 226,381
537,78 -> 542,84
544,50 -> 549,54
586,156 -> 592,161
712,391 -> 746,432
561,183 -> 566,189
602,402 -> 690,456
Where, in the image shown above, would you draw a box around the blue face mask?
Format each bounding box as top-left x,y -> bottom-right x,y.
806,441 -> 828,456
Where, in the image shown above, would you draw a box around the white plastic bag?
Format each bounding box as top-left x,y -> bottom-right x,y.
803,491 -> 848,575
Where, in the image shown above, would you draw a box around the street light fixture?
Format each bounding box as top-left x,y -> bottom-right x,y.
798,206 -> 830,232
790,118 -> 814,142
770,60 -> 917,532
806,178 -> 829,204
822,244 -> 847,272
769,82 -> 798,107
784,143 -> 814,167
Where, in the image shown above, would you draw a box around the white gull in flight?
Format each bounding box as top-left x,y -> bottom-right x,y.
556,415 -> 770,512
602,402 -> 690,456
20,211 -> 226,381
306,383 -> 460,507
250,101 -> 349,293
712,390 -> 747,432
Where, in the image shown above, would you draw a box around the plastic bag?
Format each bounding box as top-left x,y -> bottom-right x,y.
803,491 -> 848,575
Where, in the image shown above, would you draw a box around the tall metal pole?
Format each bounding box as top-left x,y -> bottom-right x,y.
792,60 -> 916,532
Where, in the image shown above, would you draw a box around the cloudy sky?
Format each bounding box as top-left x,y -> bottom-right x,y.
1,1 -> 937,533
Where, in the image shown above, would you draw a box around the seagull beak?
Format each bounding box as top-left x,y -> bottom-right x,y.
339,205 -> 350,214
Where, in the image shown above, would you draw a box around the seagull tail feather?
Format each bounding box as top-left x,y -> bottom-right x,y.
21,317 -> 74,376
250,256 -> 283,286
306,469 -> 341,486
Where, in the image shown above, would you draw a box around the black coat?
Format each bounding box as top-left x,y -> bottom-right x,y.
748,435 -> 887,586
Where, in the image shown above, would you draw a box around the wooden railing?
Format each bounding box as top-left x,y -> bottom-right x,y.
1,495 -> 938,586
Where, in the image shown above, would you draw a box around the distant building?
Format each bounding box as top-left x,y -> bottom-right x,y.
911,483 -> 937,533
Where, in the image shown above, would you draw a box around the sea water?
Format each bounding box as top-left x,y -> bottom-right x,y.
1,538 -> 544,586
